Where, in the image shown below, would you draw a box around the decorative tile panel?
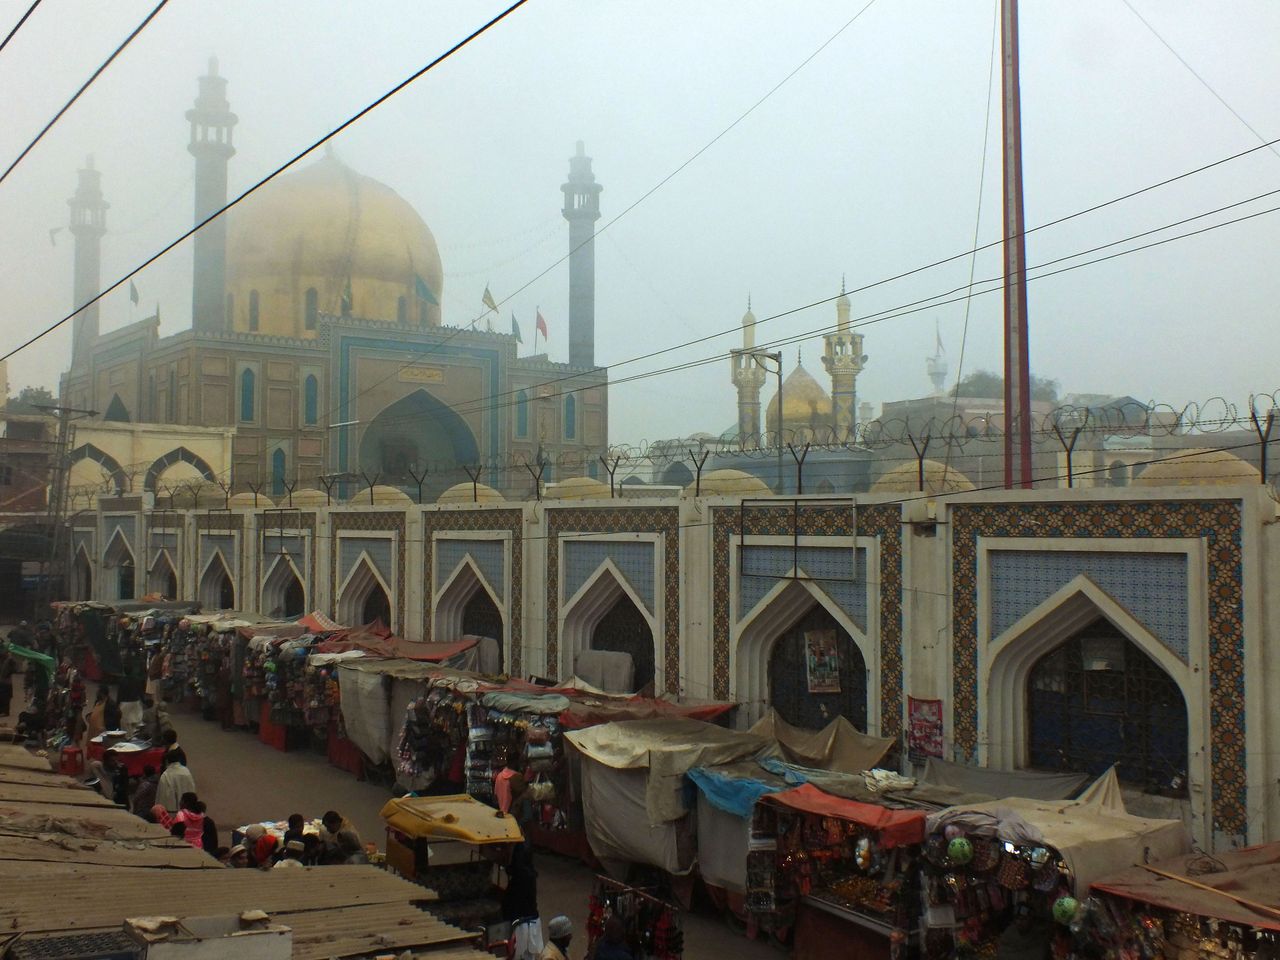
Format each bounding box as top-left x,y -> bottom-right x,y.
546,507 -> 680,694
201,534 -> 236,576
739,545 -> 867,630
422,511 -> 523,674
711,504 -> 903,740
990,550 -> 1189,660
436,539 -> 506,603
104,515 -> 136,552
951,499 -> 1245,841
331,512 -> 406,631
564,540 -> 656,614
71,529 -> 94,558
262,531 -> 307,571
150,531 -> 178,558
339,537 -> 393,586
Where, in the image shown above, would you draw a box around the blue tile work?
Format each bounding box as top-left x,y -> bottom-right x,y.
72,529 -> 94,558
340,537 -> 393,586
150,531 -> 178,560
989,550 -> 1189,660
201,534 -> 236,576
436,539 -> 506,603
739,545 -> 868,631
104,515 -> 135,553
262,531 -> 307,571
564,540 -> 656,613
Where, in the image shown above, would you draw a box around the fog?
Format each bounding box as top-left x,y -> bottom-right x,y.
1,0 -> 1278,443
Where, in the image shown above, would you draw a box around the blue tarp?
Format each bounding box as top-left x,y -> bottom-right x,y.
687,765 -> 783,818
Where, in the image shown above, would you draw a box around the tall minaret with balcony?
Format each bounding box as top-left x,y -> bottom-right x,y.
187,57 -> 237,332
821,279 -> 867,437
729,299 -> 767,440
561,141 -> 602,369
69,157 -> 108,370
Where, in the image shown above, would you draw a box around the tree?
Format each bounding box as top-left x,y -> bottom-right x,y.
954,370 -> 1059,404
5,385 -> 56,413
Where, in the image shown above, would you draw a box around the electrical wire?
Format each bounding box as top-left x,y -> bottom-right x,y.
0,0 -> 532,363
0,0 -> 40,55
0,0 -> 169,187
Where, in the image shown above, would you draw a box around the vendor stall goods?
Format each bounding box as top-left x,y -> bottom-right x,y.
587,875 -> 683,960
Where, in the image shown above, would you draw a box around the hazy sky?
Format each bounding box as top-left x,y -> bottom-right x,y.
2,0 -> 1279,444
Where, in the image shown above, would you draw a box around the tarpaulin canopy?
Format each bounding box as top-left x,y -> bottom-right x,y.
297,611 -> 344,633
756,757 -> 917,804
921,757 -> 1089,803
559,696 -> 735,730
751,708 -> 893,774
927,781 -> 1191,892
762,783 -> 927,848
380,794 -> 523,845
567,718 -> 766,824
687,764 -> 786,818
480,691 -> 570,715
1093,844 -> 1280,931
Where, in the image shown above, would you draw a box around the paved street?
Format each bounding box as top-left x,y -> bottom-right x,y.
170,707 -> 780,960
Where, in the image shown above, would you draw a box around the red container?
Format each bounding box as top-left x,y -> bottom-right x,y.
257,702 -> 288,751
326,716 -> 364,778
59,746 -> 84,776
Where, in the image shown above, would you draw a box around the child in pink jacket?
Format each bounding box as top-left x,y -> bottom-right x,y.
153,792 -> 207,849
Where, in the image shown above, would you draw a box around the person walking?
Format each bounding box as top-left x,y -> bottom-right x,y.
540,916 -> 573,960
156,749 -> 196,814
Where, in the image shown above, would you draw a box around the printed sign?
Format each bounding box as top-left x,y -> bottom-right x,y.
804,628 -> 841,694
908,696 -> 945,764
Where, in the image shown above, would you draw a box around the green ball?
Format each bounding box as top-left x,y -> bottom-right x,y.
1053,897 -> 1079,924
947,837 -> 974,864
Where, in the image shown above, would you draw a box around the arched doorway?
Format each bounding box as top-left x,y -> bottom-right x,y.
462,588 -> 504,673
72,547 -> 93,601
1027,618 -> 1188,793
590,594 -> 655,693
357,389 -> 479,485
103,531 -> 136,602
262,557 -> 306,620
362,582 -> 390,626
768,604 -> 867,731
199,554 -> 235,610
148,554 -> 178,599
337,557 -> 393,629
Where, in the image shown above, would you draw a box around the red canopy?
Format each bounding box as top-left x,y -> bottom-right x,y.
762,783 -> 926,848
558,697 -> 735,730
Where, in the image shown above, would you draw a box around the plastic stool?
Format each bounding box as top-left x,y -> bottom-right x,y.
59,745 -> 84,776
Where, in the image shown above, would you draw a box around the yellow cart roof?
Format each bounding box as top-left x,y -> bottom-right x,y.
380,794 -> 524,845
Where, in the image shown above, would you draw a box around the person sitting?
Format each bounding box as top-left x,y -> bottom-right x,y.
131,766 -> 160,820
226,844 -> 250,868
137,695 -> 174,744
87,750 -> 129,807
254,833 -> 279,869
318,810 -> 365,864
540,916 -> 573,960
273,839 -> 307,869
156,749 -> 195,813
153,792 -> 207,849
282,813 -> 306,850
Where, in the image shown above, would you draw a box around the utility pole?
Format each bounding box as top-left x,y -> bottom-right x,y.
1001,0 -> 1033,488
33,403 -> 97,615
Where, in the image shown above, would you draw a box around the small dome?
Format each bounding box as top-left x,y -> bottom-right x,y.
227,491 -> 274,510
284,488 -> 329,508
438,482 -> 505,505
356,484 -> 415,506
167,486 -> 226,510
766,363 -> 833,433
1134,449 -> 1260,487
872,460 -> 975,496
546,476 -> 612,500
687,468 -> 771,497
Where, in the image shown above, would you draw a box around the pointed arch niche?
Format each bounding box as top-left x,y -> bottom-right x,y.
980,575 -> 1205,835
262,555 -> 306,620
148,551 -> 178,600
102,529 -> 136,602
337,555 -> 393,629
734,576 -> 876,730
434,556 -> 506,672
71,544 -> 93,602
560,561 -> 658,693
199,551 -> 236,611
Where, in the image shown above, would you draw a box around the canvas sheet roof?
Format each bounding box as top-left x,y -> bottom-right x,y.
381,794 -> 523,845
921,757 -> 1089,802
763,783 -> 927,848
567,718 -> 767,823
579,762 -> 696,875
688,763 -> 788,818
559,696 -> 735,730
928,780 -> 1191,892
1092,843 -> 1280,931
751,708 -> 893,774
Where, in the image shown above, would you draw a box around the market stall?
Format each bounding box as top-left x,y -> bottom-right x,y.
587,874 -> 685,960
918,770 -> 1191,959
751,708 -> 895,775
566,718 -> 766,877
751,783 -> 928,960
1083,844 -> 1280,959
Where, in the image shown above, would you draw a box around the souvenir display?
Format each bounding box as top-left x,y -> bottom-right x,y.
586,875 -> 684,960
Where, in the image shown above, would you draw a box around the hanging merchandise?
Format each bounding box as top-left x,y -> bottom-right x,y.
587,875 -> 683,960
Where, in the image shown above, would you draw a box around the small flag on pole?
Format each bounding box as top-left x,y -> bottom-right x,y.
481,285 -> 498,312
536,309 -> 549,340
414,273 -> 438,305
129,281 -> 140,305
511,312 -> 522,343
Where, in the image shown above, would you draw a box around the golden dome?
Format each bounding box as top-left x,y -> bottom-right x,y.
687,468 -> 771,497
546,476 -> 611,500
226,151 -> 443,338
285,488 -> 329,508
766,363 -> 833,433
872,460 -> 975,496
227,491 -> 274,510
437,482 -> 505,505
1134,449 -> 1260,487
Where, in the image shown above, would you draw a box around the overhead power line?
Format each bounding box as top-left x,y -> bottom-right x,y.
0,0 -> 532,363
0,0 -> 169,187
0,0 -> 41,56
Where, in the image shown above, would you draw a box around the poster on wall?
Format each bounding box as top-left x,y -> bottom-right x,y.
804,628 -> 841,693
907,696 -> 944,764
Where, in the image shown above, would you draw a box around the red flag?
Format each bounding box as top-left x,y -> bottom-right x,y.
536,310 -> 549,339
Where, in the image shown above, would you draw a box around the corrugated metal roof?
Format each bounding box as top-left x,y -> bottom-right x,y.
0,744 -> 55,772
281,901 -> 475,960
